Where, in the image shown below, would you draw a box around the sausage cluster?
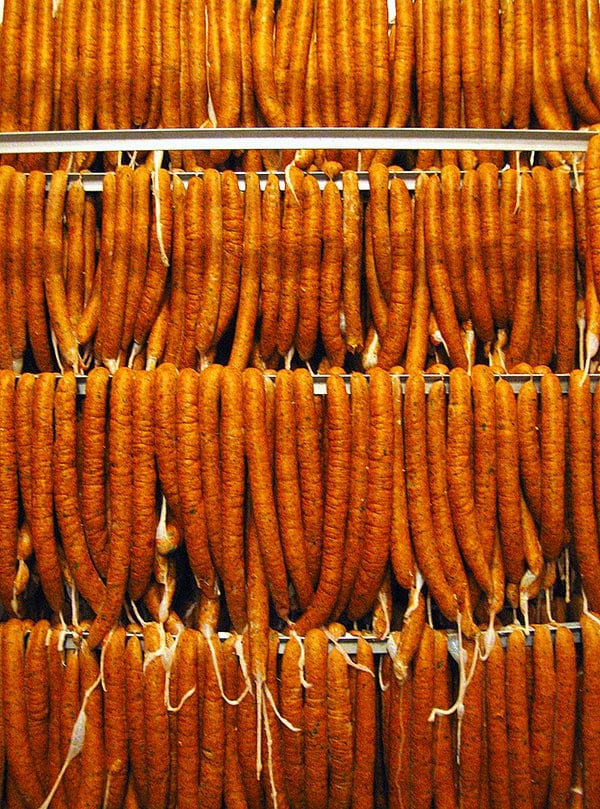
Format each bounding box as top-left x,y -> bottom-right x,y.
0,363 -> 595,643
2,2 -> 600,806
6,158 -> 600,377
0,616 -> 594,809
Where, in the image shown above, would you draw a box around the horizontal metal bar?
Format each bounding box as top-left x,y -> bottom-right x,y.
57,629 -> 388,655
494,621 -> 583,647
276,633 -> 391,656
61,163 -> 586,195
67,169 -> 366,194
276,622 -> 584,657
52,168 -> 477,195
301,372 -> 581,395
59,624 -> 585,654
72,372 -> 590,397
0,126 -> 595,156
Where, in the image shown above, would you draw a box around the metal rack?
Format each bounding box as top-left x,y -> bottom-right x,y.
58,622 -> 585,654
69,373 -> 597,397
4,125 -> 593,193
0,125 -> 594,156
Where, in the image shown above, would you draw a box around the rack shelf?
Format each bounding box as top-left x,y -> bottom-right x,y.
58,622 -> 585,654
0,126 -> 594,157
70,373 -> 596,397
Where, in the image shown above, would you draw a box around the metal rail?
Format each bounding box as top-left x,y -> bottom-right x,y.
69,373 -> 594,397
0,126 -> 594,156
59,622 -> 585,654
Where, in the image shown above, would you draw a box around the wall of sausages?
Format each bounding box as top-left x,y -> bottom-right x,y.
1,159 -> 596,378
1,616 -> 594,809
2,0 -> 600,807
0,356 -> 596,806
4,362 -> 594,632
